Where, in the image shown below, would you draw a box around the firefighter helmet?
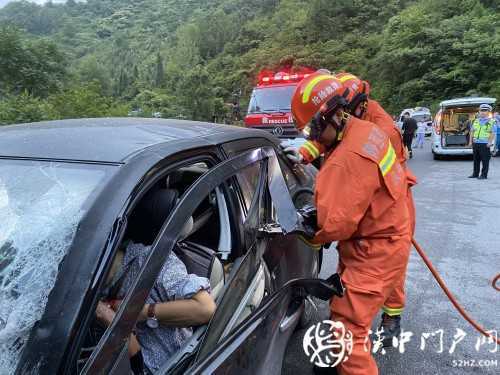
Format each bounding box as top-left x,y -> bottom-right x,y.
291,71 -> 348,132
335,72 -> 370,115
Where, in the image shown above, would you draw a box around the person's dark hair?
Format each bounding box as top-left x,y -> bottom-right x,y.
128,189 -> 179,245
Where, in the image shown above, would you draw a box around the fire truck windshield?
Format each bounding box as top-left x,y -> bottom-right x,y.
247,85 -> 296,114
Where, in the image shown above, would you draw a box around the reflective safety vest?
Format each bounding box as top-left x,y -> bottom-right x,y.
472,119 -> 495,142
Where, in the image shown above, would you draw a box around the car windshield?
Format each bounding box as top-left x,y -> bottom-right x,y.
0,160 -> 112,372
413,113 -> 431,122
247,85 -> 296,114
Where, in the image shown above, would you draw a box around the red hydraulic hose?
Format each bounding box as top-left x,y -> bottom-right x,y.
493,273 -> 500,292
411,238 -> 500,345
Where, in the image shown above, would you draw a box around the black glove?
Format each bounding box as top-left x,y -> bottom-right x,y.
298,204 -> 318,239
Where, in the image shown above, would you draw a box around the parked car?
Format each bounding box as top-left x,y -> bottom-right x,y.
0,118 -> 343,375
396,107 -> 433,136
431,97 -> 497,160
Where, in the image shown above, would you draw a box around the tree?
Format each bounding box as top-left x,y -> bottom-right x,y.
0,26 -> 67,97
0,92 -> 55,125
153,52 -> 165,88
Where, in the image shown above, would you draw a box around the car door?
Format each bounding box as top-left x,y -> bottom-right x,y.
175,146 -> 342,375
186,274 -> 342,375
78,146 -> 313,374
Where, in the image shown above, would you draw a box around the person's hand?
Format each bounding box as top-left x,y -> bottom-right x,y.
108,299 -> 123,311
138,304 -> 150,322
96,301 -> 116,325
282,145 -> 303,164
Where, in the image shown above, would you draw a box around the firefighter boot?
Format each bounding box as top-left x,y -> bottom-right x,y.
379,313 -> 401,348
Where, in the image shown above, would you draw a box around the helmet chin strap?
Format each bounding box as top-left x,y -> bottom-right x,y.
357,101 -> 368,119
325,111 -> 350,151
336,110 -> 350,138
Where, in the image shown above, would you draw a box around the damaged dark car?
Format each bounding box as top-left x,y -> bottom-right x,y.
0,118 -> 343,375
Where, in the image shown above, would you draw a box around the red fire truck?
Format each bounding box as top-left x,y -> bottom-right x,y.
244,68 -> 315,140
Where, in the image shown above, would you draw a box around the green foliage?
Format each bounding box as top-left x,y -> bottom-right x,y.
49,83 -> 129,119
0,92 -> 55,125
0,26 -> 67,97
0,0 -> 498,125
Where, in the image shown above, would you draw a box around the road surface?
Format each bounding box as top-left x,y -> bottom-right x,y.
283,138 -> 500,374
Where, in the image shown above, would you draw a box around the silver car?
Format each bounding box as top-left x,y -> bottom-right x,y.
431,97 -> 496,160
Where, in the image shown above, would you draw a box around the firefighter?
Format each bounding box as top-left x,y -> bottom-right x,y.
291,72 -> 411,375
285,72 -> 416,345
335,73 -> 417,343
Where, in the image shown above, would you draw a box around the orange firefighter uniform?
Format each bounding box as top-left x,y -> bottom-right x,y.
313,116 -> 411,375
363,98 -> 417,317
299,139 -> 326,164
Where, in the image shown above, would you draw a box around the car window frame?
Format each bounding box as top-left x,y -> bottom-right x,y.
81,148 -> 281,374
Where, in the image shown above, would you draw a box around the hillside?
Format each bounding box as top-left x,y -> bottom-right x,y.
0,0 -> 498,124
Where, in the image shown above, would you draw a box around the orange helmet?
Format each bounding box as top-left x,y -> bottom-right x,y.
291,71 -> 348,132
335,72 -> 370,116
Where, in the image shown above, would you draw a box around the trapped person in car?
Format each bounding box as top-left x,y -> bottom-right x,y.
96,241 -> 216,373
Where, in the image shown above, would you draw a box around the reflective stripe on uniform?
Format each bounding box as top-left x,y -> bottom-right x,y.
337,74 -> 357,83
299,235 -> 322,250
302,75 -> 332,103
302,141 -> 320,159
379,142 -> 396,176
382,306 -> 404,316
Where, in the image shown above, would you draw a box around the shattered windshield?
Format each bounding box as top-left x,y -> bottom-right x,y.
0,160 -> 112,373
247,85 -> 296,114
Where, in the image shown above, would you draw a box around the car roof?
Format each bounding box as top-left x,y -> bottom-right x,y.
440,97 -> 496,107
400,107 -> 430,114
0,118 -> 273,163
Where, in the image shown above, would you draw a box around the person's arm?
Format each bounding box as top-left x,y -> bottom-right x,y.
138,290 -> 216,327
488,123 -> 496,146
313,153 -> 380,243
469,122 -> 475,146
96,301 -> 141,357
488,132 -> 494,146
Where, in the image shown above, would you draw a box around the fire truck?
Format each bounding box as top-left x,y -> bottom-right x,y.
244,68 -> 315,141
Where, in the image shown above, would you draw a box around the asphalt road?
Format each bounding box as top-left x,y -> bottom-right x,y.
283,137 -> 500,374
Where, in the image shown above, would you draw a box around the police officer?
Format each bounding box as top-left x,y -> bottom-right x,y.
468,104 -> 496,179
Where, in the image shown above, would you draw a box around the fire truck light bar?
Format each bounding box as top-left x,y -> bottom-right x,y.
258,72 -> 311,85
